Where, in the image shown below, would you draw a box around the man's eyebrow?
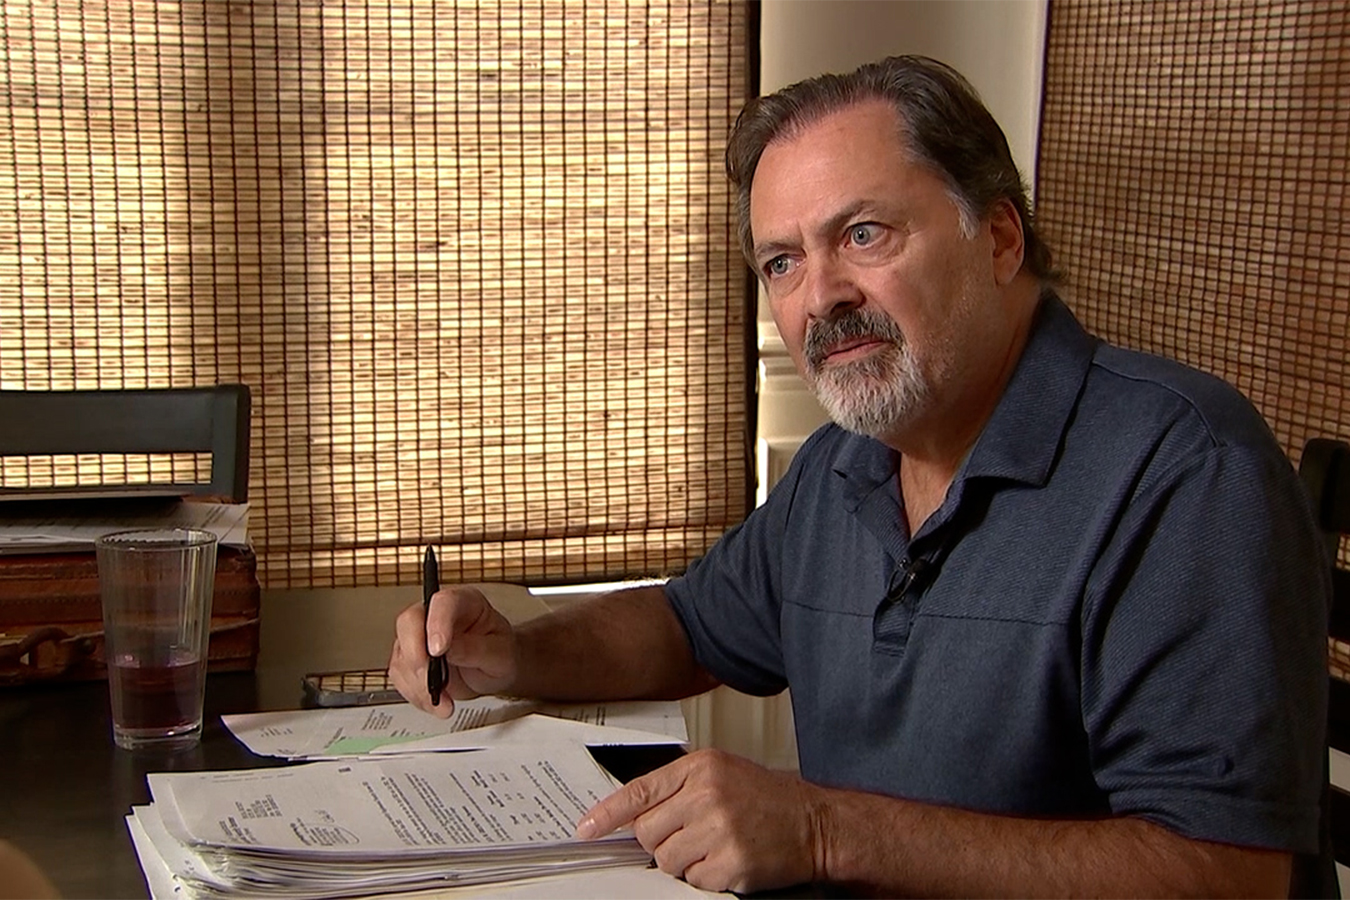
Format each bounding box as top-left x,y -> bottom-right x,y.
820,200 -> 876,238
752,200 -> 878,265
751,238 -> 797,266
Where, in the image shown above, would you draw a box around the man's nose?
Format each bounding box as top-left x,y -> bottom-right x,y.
803,254 -> 863,320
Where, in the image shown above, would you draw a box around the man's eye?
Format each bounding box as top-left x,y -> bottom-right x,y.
766,256 -> 792,277
849,223 -> 880,246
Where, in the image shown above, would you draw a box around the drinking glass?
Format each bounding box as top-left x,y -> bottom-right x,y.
95,528 -> 218,750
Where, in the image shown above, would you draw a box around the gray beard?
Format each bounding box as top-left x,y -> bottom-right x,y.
804,308 -> 930,438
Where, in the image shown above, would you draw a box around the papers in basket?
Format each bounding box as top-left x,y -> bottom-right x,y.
223,697 -> 688,760
127,742 -> 653,899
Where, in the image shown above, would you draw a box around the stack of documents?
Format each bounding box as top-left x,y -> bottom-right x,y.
127,742 -> 655,899
127,700 -> 709,898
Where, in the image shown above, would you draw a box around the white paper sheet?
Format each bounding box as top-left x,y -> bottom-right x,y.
391,865 -> 728,899
223,698 -> 687,760
129,808 -> 726,900
148,744 -> 630,856
129,744 -> 674,899
129,805 -> 233,894
0,499 -> 250,553
127,811 -> 185,899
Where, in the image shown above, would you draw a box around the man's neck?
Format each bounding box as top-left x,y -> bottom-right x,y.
891,277 -> 1045,534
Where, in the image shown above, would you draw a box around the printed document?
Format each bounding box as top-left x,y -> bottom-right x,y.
131,743 -> 658,898
128,809 -> 724,899
223,697 -> 688,760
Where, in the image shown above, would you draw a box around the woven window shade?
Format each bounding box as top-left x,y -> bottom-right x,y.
1036,0 -> 1349,575
0,0 -> 753,588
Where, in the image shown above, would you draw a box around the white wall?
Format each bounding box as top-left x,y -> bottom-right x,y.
724,0 -> 1050,770
760,0 -> 1047,178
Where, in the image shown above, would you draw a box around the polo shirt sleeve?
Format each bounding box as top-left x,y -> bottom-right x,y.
1080,442 -> 1329,852
662,429 -> 841,698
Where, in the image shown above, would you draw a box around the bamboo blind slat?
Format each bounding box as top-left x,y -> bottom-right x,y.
1036,0 -> 1350,568
0,0 -> 753,588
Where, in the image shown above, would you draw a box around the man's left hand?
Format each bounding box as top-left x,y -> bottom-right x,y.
576,748 -> 826,894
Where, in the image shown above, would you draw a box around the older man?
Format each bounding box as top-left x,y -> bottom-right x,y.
390,57 -> 1328,896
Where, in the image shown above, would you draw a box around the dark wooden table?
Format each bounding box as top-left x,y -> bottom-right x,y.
0,673 -> 288,897
0,586 -> 682,899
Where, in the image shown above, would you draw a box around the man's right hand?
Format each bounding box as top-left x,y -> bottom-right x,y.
388,586 -> 517,717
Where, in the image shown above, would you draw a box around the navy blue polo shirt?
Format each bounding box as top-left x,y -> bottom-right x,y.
664,295 -> 1329,852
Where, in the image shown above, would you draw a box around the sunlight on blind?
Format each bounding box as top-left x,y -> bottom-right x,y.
1037,0 -> 1349,571
0,1 -> 753,587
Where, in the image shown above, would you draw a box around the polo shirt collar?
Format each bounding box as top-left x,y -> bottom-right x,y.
831,292 -> 1097,537
956,292 -> 1097,490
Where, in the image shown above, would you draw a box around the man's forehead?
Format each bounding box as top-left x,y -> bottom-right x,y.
748,105 -> 930,245
751,102 -> 915,194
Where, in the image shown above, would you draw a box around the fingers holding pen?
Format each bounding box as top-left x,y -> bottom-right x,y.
390,586 -> 519,713
427,587 -> 519,697
390,602 -> 454,717
423,585 -> 488,656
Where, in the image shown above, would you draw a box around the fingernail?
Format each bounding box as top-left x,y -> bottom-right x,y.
427,631 -> 444,656
575,817 -> 596,840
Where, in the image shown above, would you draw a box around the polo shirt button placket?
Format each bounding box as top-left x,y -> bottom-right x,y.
874,556 -> 931,655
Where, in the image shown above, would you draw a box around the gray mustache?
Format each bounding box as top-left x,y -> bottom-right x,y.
804,309 -> 905,369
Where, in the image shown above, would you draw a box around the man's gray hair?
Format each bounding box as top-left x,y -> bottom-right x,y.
724,55 -> 1059,284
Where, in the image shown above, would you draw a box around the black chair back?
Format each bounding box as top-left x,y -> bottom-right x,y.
1298,437 -> 1350,897
0,384 -> 250,503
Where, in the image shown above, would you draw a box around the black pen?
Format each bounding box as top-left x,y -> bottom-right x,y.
423,545 -> 448,706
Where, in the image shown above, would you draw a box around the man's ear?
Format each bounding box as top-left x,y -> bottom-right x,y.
987,198 -> 1025,286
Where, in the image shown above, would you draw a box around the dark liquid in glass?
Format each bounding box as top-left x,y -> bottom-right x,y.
110,656 -> 203,731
